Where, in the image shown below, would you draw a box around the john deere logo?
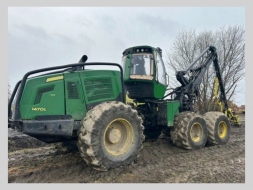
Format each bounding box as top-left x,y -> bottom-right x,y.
32,107 -> 46,111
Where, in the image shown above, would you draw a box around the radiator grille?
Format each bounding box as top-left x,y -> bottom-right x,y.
84,78 -> 113,102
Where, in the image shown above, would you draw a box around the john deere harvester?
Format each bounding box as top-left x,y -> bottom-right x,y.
8,45 -> 241,171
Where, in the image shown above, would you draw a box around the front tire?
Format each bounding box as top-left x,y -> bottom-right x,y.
204,111 -> 231,145
170,112 -> 208,150
77,101 -> 144,171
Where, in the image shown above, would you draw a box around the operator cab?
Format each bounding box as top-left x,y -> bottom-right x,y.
129,53 -> 153,80
122,45 -> 168,100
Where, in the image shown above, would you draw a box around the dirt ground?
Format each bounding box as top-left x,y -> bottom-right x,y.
8,114 -> 245,183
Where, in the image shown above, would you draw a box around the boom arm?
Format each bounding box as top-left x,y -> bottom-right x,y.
213,77 -> 241,126
174,46 -> 218,111
174,46 -> 241,126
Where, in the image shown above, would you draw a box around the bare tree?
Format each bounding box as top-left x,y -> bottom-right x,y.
166,26 -> 245,114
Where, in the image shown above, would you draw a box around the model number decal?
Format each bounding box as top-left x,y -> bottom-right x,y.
32,107 -> 46,111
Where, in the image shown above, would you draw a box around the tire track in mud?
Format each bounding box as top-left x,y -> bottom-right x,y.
8,122 -> 245,183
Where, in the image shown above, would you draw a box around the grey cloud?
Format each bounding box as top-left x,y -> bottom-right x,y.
54,33 -> 77,46
137,14 -> 180,36
74,14 -> 94,28
97,14 -> 117,33
112,38 -> 126,51
17,24 -> 53,42
12,23 -> 78,48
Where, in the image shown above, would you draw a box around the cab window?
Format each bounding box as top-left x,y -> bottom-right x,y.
155,51 -> 166,85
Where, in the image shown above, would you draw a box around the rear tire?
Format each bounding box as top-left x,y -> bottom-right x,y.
77,101 -> 144,171
204,111 -> 231,145
170,112 -> 208,150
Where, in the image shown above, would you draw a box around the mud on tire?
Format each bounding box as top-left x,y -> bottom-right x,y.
77,101 -> 145,171
204,111 -> 231,145
170,112 -> 208,150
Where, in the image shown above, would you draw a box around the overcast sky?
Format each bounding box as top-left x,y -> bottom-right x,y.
8,7 -> 245,105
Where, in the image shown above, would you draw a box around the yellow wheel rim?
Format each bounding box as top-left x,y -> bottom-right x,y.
190,122 -> 203,142
218,121 -> 228,139
103,118 -> 134,156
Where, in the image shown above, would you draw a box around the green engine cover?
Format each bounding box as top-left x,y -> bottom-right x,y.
20,70 -> 123,120
20,74 -> 65,119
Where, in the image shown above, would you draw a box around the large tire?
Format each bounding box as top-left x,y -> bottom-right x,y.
204,111 -> 231,145
77,101 -> 144,171
170,112 -> 208,150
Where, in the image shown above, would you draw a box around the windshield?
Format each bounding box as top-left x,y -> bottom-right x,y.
130,53 -> 153,76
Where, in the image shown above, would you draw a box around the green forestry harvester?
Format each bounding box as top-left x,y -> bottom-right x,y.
8,45 -> 241,171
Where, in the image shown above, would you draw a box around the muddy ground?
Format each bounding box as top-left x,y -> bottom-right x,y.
8,114 -> 245,183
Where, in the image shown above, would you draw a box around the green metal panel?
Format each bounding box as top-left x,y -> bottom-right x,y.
64,72 -> 87,120
153,83 -> 166,99
20,74 -> 65,119
167,101 -> 180,127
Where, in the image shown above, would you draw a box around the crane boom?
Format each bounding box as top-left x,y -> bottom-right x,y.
174,46 -> 241,126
